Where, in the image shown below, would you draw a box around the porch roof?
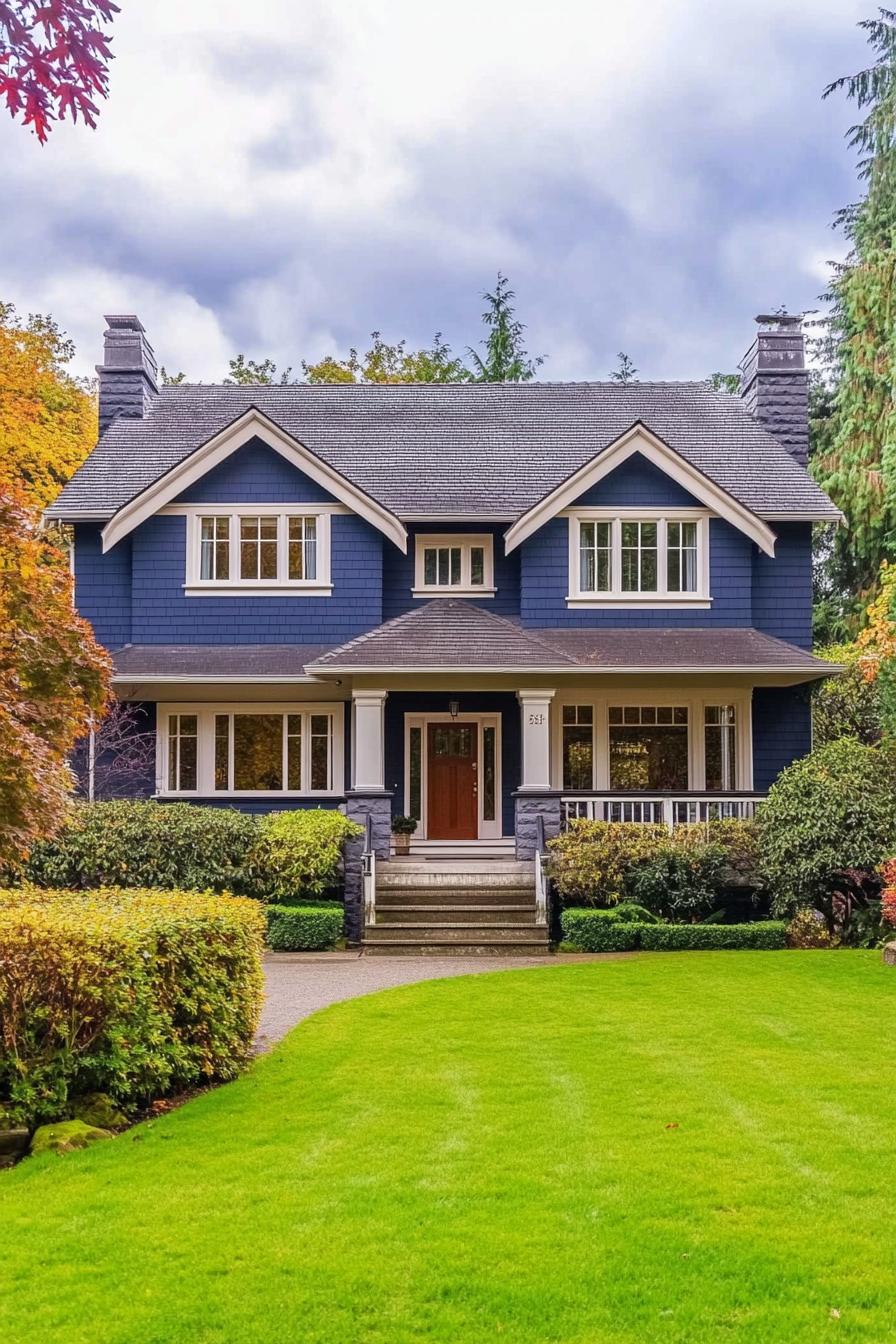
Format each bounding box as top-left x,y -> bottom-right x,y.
306,600 -> 835,677
110,643 -> 330,682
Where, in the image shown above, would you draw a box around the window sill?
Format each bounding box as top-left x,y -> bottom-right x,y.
566,594 -> 711,610
411,586 -> 496,599
155,791 -> 344,800
183,583 -> 333,598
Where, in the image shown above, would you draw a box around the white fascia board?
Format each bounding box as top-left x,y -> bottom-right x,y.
110,673 -> 325,685
100,408 -> 407,554
503,423 -> 778,557
306,663 -> 835,677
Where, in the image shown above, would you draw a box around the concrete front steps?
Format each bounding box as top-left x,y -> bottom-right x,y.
363,859 -> 551,956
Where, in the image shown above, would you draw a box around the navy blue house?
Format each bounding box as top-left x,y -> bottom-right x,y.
49,312 -> 839,934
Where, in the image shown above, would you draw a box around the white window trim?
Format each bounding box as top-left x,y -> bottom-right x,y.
156,702 -> 345,797
565,509 -> 711,608
412,533 -> 496,598
179,505 -> 333,596
551,689 -> 752,792
404,713 -> 502,839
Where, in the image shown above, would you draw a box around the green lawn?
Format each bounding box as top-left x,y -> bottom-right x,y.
3,953 -> 896,1344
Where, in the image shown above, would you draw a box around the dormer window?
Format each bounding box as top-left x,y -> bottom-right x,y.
567,511 -> 710,607
413,534 -> 495,597
184,507 -> 332,596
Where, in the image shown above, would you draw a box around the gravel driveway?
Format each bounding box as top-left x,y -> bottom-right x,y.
257,951 -> 591,1049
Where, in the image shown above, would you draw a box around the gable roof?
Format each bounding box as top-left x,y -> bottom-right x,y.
503,422 -> 778,556
98,408 -> 407,553
305,600 -> 834,677
47,380 -> 840,525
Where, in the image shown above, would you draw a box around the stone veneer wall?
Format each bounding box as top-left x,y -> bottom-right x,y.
343,791 -> 393,944
514,792 -> 562,861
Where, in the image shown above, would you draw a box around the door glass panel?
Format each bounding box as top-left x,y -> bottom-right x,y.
482,725 -> 496,821
233,714 -> 283,790
409,726 -> 422,820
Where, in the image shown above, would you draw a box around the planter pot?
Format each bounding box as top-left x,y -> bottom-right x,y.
393,833 -> 411,856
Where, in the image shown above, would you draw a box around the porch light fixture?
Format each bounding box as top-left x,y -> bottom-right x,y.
448,699 -> 460,719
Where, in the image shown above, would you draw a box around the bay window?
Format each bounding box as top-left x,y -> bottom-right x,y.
568,512 -> 709,605
185,508 -> 331,594
160,704 -> 344,795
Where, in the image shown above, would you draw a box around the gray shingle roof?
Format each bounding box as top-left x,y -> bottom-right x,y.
306,601 -> 833,674
111,644 -> 330,679
48,381 -> 839,520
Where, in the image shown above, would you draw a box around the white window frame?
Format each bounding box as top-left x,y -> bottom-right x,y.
156,702 -> 345,797
176,505 -> 335,596
550,690 -> 752,792
565,509 -> 711,608
412,533 -> 496,597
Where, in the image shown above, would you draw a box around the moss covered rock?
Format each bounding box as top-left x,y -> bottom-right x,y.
30,1120 -> 113,1156
71,1093 -> 129,1130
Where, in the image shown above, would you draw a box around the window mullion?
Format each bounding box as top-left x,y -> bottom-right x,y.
612,518 -> 621,594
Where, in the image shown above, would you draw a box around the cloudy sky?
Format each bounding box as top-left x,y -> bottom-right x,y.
0,1 -> 872,382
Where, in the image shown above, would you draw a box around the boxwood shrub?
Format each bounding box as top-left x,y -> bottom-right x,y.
265,903 -> 344,951
560,907 -> 787,953
0,886 -> 265,1128
252,810 -> 363,902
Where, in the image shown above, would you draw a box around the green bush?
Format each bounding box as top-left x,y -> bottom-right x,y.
548,819 -> 759,910
757,739 -> 896,925
559,908 -> 787,953
265,904 -> 344,951
0,887 -> 265,1128
786,908 -> 833,949
23,801 -> 259,894
812,644 -> 883,747
251,810 -> 363,902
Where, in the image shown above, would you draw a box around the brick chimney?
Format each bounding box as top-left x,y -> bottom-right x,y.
739,313 -> 809,466
96,314 -> 158,433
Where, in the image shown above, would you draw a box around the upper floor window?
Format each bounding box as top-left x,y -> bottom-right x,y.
185,507 -> 331,596
568,512 -> 709,606
413,534 -> 495,597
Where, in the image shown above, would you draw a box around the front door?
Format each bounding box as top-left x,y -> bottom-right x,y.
427,723 -> 478,840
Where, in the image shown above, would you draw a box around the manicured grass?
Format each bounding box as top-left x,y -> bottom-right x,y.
3,953 -> 896,1343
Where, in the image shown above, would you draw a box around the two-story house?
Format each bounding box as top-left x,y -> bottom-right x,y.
48,312 -> 840,949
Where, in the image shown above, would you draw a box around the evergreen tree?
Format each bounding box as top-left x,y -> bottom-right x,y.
609,352 -> 638,384
814,10 -> 896,599
467,273 -> 544,382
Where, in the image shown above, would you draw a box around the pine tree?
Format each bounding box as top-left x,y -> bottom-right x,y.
815,10 -> 896,598
609,352 -> 638,385
467,274 -> 544,382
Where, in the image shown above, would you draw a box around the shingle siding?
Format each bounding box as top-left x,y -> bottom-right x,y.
175,439 -> 337,504
752,686 -> 813,790
382,524 -> 520,620
519,517 -> 753,628
129,513 -> 380,644
752,522 -> 813,649
574,452 -> 702,508
73,524 -> 132,647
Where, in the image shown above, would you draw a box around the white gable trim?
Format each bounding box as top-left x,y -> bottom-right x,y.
100,408 -> 408,554
503,423 -> 777,557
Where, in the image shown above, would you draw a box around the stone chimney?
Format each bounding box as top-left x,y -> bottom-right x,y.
96,314 -> 158,434
739,313 -> 809,466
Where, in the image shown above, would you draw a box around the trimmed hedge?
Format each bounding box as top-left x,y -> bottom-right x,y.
560,908 -> 787,953
265,904 -> 344,951
23,801 -> 259,894
0,887 -> 265,1128
253,811 -> 362,902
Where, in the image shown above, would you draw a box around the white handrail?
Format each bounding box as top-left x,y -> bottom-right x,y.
362,813 -> 376,925
534,812 -> 548,927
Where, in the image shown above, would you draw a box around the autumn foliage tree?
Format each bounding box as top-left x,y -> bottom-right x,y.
0,301 -> 96,513
0,485 -> 109,869
0,0 -> 118,142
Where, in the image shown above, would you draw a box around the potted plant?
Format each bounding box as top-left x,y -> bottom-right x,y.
391,815 -> 418,856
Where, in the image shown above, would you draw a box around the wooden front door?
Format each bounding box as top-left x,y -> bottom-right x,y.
427,723 -> 478,840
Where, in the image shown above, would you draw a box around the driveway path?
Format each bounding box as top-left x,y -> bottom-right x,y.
257,951 -> 595,1049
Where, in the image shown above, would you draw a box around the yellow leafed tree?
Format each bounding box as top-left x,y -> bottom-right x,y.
0,302 -> 97,513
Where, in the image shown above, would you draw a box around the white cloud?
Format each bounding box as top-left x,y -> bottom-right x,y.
0,0 -> 871,379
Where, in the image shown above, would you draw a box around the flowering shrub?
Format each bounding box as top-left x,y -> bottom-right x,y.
786,908 -> 834,949
0,887 -> 264,1128
881,859 -> 896,928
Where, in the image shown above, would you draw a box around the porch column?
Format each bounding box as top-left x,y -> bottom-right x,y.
517,689 -> 555,790
352,689 -> 388,789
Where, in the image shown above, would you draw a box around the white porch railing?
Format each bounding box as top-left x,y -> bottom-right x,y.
534,812 -> 549,927
561,794 -> 766,829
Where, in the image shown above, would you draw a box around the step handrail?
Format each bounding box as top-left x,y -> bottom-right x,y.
534,813 -> 549,928
362,813 -> 376,926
